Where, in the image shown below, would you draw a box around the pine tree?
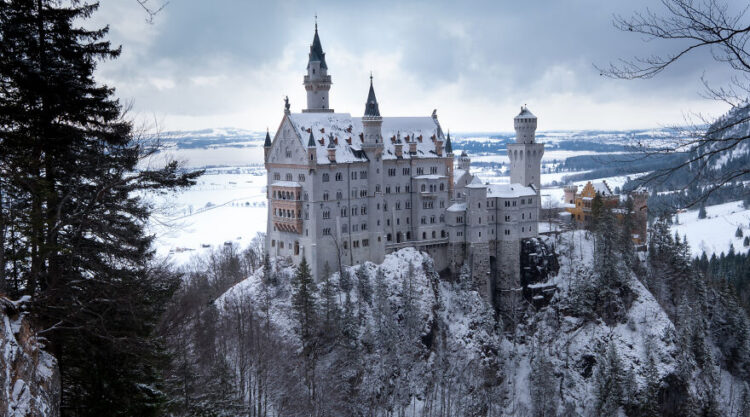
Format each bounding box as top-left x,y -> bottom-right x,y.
529,349 -> 558,417
738,226 -> 745,239
698,204 -> 708,219
356,263 -> 372,306
291,256 -> 318,345
594,342 -> 625,416
0,2 -> 200,414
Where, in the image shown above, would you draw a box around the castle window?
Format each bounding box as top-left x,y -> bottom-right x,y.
351,171 -> 358,180
405,185 -> 410,192
478,202 -> 481,208
286,173 -> 293,181
406,232 -> 411,239
405,201 -> 411,209
360,170 -> 368,179
432,231 -> 436,238
505,215 -> 510,222
430,216 -> 435,224
335,173 -> 343,181
396,218 -> 400,225
388,168 -> 396,176
396,186 -> 401,193
310,154 -> 314,161
351,189 -> 357,198
441,230 -> 446,238
271,240 -> 275,247
439,183 -> 444,191
387,234 -> 392,241
322,173 -> 329,182
386,186 -> 391,193
457,216 -> 463,223
352,224 -> 359,233
522,213 -> 525,219
512,201 -> 516,207
421,184 -> 426,192
353,240 -> 360,248
522,227 -> 525,232
362,239 -> 369,247
431,166 -> 438,174
360,190 -> 367,197
520,199 -> 525,205
361,206 -> 367,215
294,241 -> 300,255
422,232 -> 426,239
342,224 -> 348,233
323,192 -> 329,201
403,167 -> 410,175
286,150 -> 292,158
343,241 -> 348,249
387,219 -> 390,226
406,217 -> 410,224
417,167 -> 424,175
274,173 -> 281,181
323,210 -> 330,219
528,198 -> 533,204
421,217 -> 426,225
362,223 -> 368,231
440,200 -> 445,208
479,232 -> 481,237
304,192 -> 309,201
352,206 -> 358,216
505,229 -> 510,235
395,201 -> 401,210
280,241 -> 284,249
299,174 -> 305,182
383,203 -> 388,211
336,191 -> 343,199
305,211 -> 309,220
341,207 -> 348,217
440,215 -> 444,223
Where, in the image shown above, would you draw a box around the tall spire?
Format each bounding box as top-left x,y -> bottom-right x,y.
264,129 -> 272,147
445,131 -> 453,154
364,74 -> 380,117
308,20 -> 327,70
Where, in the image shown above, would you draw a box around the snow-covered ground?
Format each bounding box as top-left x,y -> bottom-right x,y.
147,168 -> 268,264
672,200 -> 750,257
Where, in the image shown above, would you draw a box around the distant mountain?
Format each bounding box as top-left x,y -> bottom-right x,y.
158,128 -> 266,149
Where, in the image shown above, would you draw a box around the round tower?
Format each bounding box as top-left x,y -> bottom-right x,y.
458,150 -> 471,171
563,185 -> 578,205
303,22 -> 333,113
507,105 -> 544,190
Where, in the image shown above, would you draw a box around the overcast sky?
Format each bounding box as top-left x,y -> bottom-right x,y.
91,0 -> 735,133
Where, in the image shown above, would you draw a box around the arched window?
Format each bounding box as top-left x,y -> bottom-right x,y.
421,184 -> 426,192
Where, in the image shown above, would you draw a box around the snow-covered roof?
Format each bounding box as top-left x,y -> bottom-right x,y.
271,181 -> 301,187
414,174 -> 445,180
515,106 -> 536,119
453,168 -> 466,185
463,176 -> 485,188
486,183 -> 537,198
287,112 -> 445,164
447,203 -> 466,212
593,180 -> 613,196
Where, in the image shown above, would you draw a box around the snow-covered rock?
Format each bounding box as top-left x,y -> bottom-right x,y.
0,296 -> 59,417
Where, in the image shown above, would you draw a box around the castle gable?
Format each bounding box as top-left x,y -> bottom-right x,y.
268,117 -> 307,165
287,112 -> 445,164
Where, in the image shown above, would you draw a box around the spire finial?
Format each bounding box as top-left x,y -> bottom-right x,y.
314,13 -> 317,31
370,71 -> 373,83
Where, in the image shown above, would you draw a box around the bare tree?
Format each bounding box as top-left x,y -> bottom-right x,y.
136,0 -> 169,24
597,0 -> 750,207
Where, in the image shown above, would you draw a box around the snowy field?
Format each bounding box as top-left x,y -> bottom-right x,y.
672,200 -> 750,257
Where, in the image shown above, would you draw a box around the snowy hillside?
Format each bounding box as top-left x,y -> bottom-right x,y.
162,227 -> 749,416
673,200 -> 750,257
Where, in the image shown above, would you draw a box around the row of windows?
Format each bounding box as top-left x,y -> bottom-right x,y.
342,239 -> 369,249
273,208 -> 301,218
420,215 -> 445,224
387,166 -> 440,177
420,183 -> 445,192
321,170 -> 369,182
272,173 -> 306,182
342,223 -> 369,233
384,185 -> 411,193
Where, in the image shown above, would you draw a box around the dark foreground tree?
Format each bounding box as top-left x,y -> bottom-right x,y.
0,1 -> 200,415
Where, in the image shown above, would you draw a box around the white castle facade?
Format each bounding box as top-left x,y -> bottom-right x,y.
264,25 -> 543,301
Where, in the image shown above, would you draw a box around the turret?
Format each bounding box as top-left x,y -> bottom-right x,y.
307,130 -> 317,166
303,21 -> 333,113
514,105 -> 537,144
326,134 -> 336,162
361,75 -> 383,155
563,185 -> 578,205
263,129 -> 272,161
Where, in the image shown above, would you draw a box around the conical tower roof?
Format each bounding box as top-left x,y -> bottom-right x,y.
445,131 -> 453,154
364,75 -> 380,117
307,23 -> 327,70
307,130 -> 316,147
264,129 -> 272,147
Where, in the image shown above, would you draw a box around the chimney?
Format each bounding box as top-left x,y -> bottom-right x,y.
435,138 -> 443,156
327,134 -> 336,163
395,139 -> 403,158
409,141 -> 417,155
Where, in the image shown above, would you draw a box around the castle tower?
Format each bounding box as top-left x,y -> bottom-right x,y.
303,22 -> 333,113
563,185 -> 578,205
458,150 -> 471,171
508,106 -> 544,190
361,76 -> 386,263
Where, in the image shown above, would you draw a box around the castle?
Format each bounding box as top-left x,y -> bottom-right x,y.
264,24 -> 543,302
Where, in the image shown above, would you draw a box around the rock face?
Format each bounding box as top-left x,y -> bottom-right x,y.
0,296 -> 60,417
520,237 -> 559,308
